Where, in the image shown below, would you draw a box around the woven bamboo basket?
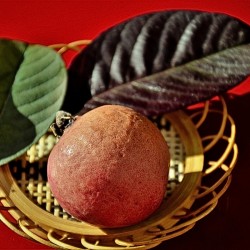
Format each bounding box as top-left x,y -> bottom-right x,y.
0,42 -> 238,249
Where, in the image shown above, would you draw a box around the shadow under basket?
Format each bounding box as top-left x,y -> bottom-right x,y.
0,94 -> 237,249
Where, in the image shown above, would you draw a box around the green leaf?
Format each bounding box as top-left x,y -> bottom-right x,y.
0,39 -> 67,165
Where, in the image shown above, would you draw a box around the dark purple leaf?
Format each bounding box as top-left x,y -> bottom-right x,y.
64,10 -> 250,115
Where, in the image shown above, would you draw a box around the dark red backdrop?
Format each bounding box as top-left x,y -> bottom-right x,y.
1,1 -> 250,249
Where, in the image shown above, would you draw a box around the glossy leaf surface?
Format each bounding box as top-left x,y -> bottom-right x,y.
65,10 -> 250,115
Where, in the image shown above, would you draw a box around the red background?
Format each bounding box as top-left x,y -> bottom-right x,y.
1,0 -> 250,249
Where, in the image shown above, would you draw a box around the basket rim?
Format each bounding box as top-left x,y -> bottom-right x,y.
0,109 -> 204,237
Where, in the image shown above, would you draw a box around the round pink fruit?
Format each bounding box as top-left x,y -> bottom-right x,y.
47,105 -> 170,228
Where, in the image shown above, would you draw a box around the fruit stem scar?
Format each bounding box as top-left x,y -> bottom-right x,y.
50,110 -> 77,138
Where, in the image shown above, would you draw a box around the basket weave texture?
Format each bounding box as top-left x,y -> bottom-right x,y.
0,42 -> 237,250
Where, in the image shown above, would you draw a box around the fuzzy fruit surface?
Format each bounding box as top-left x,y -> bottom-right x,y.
47,105 -> 170,228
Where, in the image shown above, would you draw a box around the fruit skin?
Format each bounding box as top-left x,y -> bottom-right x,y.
47,105 -> 170,228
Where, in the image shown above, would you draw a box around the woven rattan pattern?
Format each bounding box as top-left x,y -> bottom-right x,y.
0,39 -> 237,249
0,108 -> 204,249
0,96 -> 237,249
